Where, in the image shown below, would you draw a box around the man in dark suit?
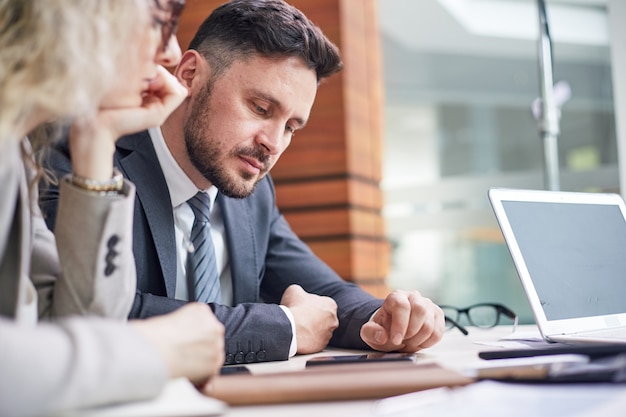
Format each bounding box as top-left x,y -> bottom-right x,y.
40,0 -> 444,364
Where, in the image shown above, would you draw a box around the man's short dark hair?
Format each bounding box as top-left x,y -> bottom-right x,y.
188,0 -> 343,83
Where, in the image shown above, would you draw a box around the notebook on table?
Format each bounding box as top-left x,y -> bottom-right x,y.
488,187 -> 626,345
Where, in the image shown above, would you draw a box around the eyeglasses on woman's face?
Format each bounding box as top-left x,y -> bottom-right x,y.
152,0 -> 185,52
440,303 -> 518,336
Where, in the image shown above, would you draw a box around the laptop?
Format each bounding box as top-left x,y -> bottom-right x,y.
488,187 -> 626,345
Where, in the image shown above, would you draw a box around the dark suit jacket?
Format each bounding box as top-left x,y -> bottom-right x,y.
39,131 -> 383,363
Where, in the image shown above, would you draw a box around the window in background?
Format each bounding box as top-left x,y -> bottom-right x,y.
378,0 -> 615,324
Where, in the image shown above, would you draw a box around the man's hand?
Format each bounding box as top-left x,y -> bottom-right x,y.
360,290 -> 444,352
280,284 -> 338,354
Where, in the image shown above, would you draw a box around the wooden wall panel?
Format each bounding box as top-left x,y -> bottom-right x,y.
177,0 -> 390,297
283,208 -> 384,239
275,179 -> 382,210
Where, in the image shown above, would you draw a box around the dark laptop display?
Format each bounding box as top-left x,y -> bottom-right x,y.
501,200 -> 626,321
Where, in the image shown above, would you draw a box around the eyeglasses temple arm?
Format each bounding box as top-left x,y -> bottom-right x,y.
445,316 -> 469,336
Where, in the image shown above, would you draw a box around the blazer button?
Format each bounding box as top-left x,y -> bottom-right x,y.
256,350 -> 267,361
105,250 -> 118,263
234,351 -> 245,364
104,263 -> 116,276
107,235 -> 120,248
245,352 -> 256,363
224,353 -> 234,365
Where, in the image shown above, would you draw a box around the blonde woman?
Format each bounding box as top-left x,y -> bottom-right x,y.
0,0 -> 223,416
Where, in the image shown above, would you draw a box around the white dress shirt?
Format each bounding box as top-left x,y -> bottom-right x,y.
148,127 -> 296,356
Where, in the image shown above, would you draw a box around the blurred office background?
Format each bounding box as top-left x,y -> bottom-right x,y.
378,0 -> 621,324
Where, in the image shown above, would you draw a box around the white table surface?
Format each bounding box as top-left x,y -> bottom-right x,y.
222,325 -> 526,417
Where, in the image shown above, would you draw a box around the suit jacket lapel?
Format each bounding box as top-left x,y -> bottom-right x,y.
116,133 -> 177,298
219,194 -> 259,304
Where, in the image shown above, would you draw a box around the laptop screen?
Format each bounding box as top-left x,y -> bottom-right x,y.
500,199 -> 626,321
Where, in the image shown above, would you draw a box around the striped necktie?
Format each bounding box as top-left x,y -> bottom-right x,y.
186,192 -> 221,304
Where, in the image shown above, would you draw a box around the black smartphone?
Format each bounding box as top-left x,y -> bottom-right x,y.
305,352 -> 417,367
220,365 -> 251,375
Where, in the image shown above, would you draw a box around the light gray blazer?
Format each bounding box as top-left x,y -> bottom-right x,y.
0,138 -> 167,417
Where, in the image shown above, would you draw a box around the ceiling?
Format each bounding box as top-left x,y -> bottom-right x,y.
378,0 -> 610,63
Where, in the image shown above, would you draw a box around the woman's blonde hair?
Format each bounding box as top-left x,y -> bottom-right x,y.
0,0 -> 148,143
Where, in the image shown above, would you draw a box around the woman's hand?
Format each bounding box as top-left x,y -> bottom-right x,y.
96,65 -> 188,137
69,65 -> 187,181
131,303 -> 225,384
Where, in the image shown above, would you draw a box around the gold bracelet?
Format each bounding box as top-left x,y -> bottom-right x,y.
71,168 -> 124,193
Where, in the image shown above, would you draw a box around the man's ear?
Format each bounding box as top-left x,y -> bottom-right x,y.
173,50 -> 209,90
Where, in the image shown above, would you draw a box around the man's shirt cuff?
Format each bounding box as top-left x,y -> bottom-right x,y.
279,305 -> 297,357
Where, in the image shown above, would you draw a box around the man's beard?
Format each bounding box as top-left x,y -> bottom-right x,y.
183,81 -> 270,199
